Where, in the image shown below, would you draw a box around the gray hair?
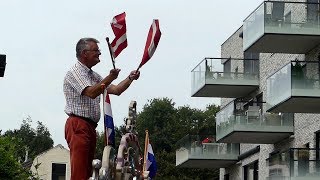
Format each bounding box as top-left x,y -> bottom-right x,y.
76,38 -> 100,59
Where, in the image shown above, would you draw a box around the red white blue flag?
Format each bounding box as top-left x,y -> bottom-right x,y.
110,12 -> 127,59
103,90 -> 115,146
139,19 -> 161,68
146,140 -> 157,179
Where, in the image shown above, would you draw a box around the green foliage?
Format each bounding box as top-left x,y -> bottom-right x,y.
4,116 -> 54,161
95,131 -> 105,160
136,98 -> 220,179
0,136 -> 31,179
94,98 -> 220,179
137,98 -> 176,152
95,125 -> 126,160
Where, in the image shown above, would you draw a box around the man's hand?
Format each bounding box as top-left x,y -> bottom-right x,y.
128,70 -> 140,80
110,68 -> 120,80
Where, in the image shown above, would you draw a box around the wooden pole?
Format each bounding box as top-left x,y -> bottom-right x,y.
143,130 -> 149,172
101,85 -> 109,146
136,65 -> 141,73
106,37 -> 116,69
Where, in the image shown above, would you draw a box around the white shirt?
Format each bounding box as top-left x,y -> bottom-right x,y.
63,61 -> 103,122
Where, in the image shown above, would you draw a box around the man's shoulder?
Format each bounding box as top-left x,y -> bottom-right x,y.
64,63 -> 78,79
67,62 -> 83,74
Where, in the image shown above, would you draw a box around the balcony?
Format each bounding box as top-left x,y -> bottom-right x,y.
216,100 -> 294,144
176,135 -> 239,169
267,148 -> 320,180
267,61 -> 320,113
243,1 -> 320,53
191,58 -> 259,98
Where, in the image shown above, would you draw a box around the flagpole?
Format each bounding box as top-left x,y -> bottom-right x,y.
106,37 -> 116,69
135,65 -> 141,73
143,130 -> 149,172
102,86 -> 109,146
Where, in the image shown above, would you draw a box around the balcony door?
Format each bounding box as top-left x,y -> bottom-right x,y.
223,58 -> 231,78
244,161 -> 259,180
244,52 -> 259,77
316,132 -> 320,171
307,0 -> 320,25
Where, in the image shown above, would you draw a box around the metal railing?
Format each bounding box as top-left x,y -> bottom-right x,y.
267,148 -> 320,179
216,100 -> 293,141
191,57 -> 259,95
243,1 -> 320,51
266,61 -> 320,111
176,134 -> 239,158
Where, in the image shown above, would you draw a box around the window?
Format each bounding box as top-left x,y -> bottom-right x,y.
256,93 -> 263,113
316,132 -> 320,171
297,144 -> 310,176
244,161 -> 259,180
244,52 -> 259,76
269,168 -> 283,177
223,58 -> 231,78
223,58 -> 231,73
227,143 -> 240,155
52,163 -> 66,180
224,173 -> 230,180
307,0 -> 320,24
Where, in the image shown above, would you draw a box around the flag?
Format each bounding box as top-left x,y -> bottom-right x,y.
103,90 -> 115,146
110,12 -> 127,58
146,142 -> 157,179
139,19 -> 161,68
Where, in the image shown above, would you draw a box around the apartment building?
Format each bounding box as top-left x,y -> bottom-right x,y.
176,0 -> 320,179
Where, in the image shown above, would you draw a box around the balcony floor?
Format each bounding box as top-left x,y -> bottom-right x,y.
192,84 -> 258,98
217,131 -> 293,144
177,159 -> 238,169
245,34 -> 320,54
268,96 -> 320,113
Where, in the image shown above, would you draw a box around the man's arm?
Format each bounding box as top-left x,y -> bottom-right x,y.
82,69 -> 120,99
107,70 -> 140,96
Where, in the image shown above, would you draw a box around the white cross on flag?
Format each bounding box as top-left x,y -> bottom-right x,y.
139,19 -> 161,68
110,12 -> 127,58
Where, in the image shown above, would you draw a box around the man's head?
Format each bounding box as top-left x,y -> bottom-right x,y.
76,38 -> 101,68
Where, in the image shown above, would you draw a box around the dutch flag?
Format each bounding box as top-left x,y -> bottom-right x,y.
103,90 -> 115,146
146,142 -> 157,179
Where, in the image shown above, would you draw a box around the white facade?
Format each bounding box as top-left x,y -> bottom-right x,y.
30,144 -> 71,180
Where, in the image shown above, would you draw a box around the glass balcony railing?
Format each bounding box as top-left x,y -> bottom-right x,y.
243,1 -> 320,53
191,58 -> 259,97
267,148 -> 320,180
216,100 -> 293,143
266,61 -> 320,113
175,134 -> 239,168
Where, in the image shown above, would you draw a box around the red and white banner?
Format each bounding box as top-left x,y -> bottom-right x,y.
139,19 -> 161,68
110,12 -> 127,58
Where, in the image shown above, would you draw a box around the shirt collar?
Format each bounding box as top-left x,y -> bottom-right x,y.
76,61 -> 91,74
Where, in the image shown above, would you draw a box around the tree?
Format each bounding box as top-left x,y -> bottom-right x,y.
4,116 -> 54,161
136,98 -> 220,179
95,125 -> 126,160
199,104 -> 220,135
94,98 -> 220,179
0,135 -> 31,179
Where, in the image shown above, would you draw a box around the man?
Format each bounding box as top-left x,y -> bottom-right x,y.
63,37 -> 140,180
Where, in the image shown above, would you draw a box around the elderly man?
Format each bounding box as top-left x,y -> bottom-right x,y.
63,37 -> 140,180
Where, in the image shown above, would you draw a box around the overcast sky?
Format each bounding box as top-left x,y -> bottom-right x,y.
0,0 -> 262,148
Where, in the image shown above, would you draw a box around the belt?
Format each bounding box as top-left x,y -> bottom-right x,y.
69,114 -> 98,128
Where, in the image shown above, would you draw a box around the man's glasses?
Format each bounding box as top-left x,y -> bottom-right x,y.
85,49 -> 101,53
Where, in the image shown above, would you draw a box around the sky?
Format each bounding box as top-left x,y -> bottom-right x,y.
0,0 -> 263,148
